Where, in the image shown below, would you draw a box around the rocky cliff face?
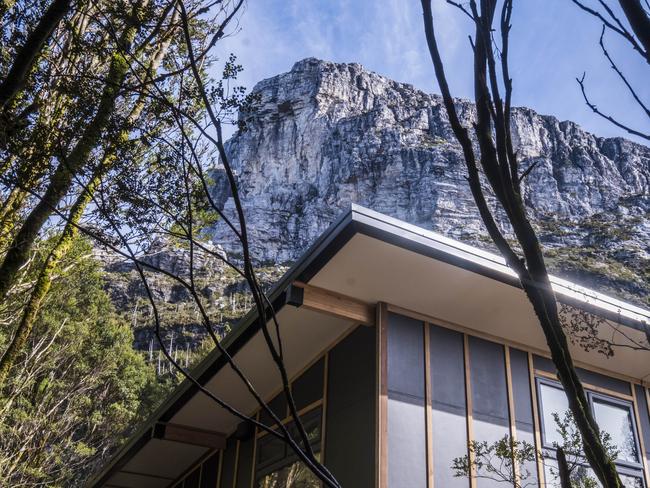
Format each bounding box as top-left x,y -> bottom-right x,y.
210,58 -> 650,306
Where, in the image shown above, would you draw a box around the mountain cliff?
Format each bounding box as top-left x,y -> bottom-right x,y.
210,58 -> 650,306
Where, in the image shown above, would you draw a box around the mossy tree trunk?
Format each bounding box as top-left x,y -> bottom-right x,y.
0,11 -> 141,300
0,0 -> 72,111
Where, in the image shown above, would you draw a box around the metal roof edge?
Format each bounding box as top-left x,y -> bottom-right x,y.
349,204 -> 650,329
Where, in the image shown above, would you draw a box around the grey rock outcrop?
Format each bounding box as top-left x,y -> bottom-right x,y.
210,58 -> 650,305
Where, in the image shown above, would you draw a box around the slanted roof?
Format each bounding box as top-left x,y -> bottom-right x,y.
89,204 -> 650,487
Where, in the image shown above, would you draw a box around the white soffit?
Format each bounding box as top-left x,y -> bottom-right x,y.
351,205 -> 650,327
310,232 -> 650,381
169,305 -> 354,434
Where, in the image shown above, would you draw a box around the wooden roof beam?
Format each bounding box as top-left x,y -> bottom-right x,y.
289,282 -> 375,326
152,423 -> 226,449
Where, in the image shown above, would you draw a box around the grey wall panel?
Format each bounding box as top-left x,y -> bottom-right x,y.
576,367 -> 630,396
387,313 -> 425,398
429,324 -> 468,488
469,337 -> 509,425
235,438 -> 254,488
292,357 -> 324,411
218,438 -> 237,488
469,336 -> 509,488
200,452 -> 220,488
532,355 -> 554,374
509,347 -> 538,486
387,313 -> 426,488
388,394 -> 427,488
510,348 -> 533,429
634,386 -> 650,469
325,325 -> 375,488
533,355 -> 630,395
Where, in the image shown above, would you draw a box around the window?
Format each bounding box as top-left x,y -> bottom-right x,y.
539,382 -> 570,448
255,407 -> 322,488
543,459 -> 644,488
537,378 -> 645,487
593,396 -> 640,465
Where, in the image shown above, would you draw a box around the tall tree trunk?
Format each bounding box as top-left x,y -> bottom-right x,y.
0,6 -> 97,239
0,13 -> 141,300
0,186 -> 25,249
420,1 -> 622,486
0,171 -> 97,387
0,0 -> 72,111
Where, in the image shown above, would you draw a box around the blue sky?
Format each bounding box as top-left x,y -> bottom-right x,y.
217,0 -> 649,144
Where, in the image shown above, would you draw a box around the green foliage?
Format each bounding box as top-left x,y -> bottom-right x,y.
0,237 -> 163,486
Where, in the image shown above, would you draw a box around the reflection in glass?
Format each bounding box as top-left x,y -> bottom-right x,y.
543,459 -> 643,488
593,398 -> 639,464
257,453 -> 321,488
539,383 -> 570,447
256,408 -> 322,488
543,459 -> 591,488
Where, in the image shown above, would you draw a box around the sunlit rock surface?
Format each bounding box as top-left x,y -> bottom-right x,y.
210,58 -> 650,306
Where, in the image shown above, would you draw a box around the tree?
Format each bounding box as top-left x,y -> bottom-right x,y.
420,1 -> 622,486
0,0 -> 221,380
0,0 -> 72,112
571,0 -> 650,141
0,236 -> 162,486
2,0 -> 343,486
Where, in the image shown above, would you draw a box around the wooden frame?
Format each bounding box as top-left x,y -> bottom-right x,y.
321,352 -> 329,463
291,282 -> 375,326
504,345 -> 521,485
534,368 -> 633,402
376,302 -> 388,488
249,412 -> 259,488
153,423 -> 227,450
424,323 -> 434,488
232,440 -> 241,488
463,333 -> 477,488
528,352 -> 546,487
215,450 -> 223,488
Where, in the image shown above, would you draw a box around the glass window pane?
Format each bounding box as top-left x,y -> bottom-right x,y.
593,398 -> 639,464
256,408 -> 323,487
539,382 -> 570,447
620,474 -> 644,488
257,435 -> 286,470
257,452 -> 321,488
288,408 -> 322,451
543,458 -> 595,488
543,459 -> 643,488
